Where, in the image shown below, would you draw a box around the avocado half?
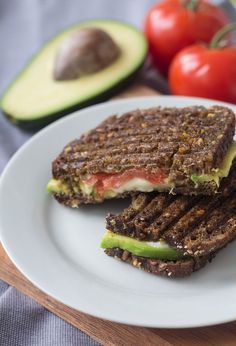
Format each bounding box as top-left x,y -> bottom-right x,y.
1,20 -> 147,129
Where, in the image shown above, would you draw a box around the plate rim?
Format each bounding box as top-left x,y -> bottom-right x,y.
1,95 -> 236,328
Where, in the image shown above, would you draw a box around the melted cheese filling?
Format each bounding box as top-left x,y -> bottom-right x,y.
47,142 -> 236,196
81,177 -> 173,198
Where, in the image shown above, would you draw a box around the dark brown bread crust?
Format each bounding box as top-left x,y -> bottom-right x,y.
51,105 -> 235,205
53,190 -> 132,206
106,161 -> 236,257
105,248 -> 215,278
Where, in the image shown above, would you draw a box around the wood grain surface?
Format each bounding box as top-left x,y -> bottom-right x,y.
0,84 -> 236,346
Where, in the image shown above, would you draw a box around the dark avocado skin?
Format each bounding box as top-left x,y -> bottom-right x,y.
3,70 -> 141,130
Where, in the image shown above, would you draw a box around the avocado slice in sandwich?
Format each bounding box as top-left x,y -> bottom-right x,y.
101,231 -> 185,261
1,20 -> 147,128
102,166 -> 236,278
190,141 -> 236,187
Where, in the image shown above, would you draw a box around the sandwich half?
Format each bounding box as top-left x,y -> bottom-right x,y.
101,162 -> 236,278
47,105 -> 236,206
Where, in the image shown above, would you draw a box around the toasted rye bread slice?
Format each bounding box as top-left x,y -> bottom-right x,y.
106,161 -> 236,257
51,105 -> 235,205
105,248 -> 215,278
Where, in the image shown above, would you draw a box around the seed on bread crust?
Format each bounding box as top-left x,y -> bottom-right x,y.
51,105 -> 235,205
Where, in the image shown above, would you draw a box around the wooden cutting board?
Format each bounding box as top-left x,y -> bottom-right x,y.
1,84 -> 236,346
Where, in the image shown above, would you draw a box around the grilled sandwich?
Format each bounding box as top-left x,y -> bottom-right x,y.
101,161 -> 236,277
47,105 -> 236,206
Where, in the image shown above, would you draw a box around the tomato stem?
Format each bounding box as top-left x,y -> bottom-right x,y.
184,0 -> 199,10
210,22 -> 236,48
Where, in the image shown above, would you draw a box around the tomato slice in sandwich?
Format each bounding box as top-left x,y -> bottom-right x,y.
84,169 -> 168,194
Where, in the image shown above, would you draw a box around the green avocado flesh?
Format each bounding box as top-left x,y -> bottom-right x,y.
1,20 -> 147,127
46,178 -> 69,194
191,141 -> 236,187
101,231 -> 186,261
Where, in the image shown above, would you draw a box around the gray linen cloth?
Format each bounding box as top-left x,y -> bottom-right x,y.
0,1 -> 234,345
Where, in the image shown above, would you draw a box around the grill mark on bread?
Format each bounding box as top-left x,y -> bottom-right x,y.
52,105 -> 235,203
181,195 -> 236,255
64,142 -> 179,163
144,196 -> 198,240
106,194 -> 153,236
106,161 -> 236,256
81,122 -> 222,143
163,197 -> 220,246
126,195 -> 174,239
70,134 -> 181,152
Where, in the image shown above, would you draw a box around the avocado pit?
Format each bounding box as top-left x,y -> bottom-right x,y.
54,27 -> 120,80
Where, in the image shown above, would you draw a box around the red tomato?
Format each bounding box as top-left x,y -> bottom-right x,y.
169,44 -> 236,103
84,169 -> 168,194
144,0 -> 229,75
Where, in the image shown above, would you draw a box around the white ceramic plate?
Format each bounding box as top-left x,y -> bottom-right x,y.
1,96 -> 236,328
